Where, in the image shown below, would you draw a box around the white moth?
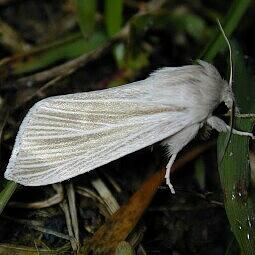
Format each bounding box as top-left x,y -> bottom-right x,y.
4,60 -> 254,193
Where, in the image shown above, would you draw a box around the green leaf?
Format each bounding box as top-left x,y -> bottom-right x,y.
75,0 -> 97,38
105,0 -> 123,37
217,115 -> 255,255
104,0 -> 123,67
0,181 -> 17,215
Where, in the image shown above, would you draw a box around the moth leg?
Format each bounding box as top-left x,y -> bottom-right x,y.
165,153 -> 177,194
207,116 -> 254,139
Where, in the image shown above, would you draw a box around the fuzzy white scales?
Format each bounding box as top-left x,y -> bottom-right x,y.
5,61 -> 254,192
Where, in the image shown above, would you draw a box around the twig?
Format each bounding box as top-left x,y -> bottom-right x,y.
8,184 -> 64,209
0,18 -> 31,53
75,186 -> 110,215
66,182 -> 80,245
91,177 -> 120,214
81,142 -> 213,254
2,215 -> 73,241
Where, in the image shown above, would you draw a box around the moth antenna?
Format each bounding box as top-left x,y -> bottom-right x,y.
217,19 -> 235,163
217,19 -> 233,87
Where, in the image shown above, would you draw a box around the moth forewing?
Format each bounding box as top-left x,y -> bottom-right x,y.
4,78 -> 193,186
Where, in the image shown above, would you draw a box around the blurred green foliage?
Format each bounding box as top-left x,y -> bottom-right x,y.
75,0 -> 97,38
105,0 -> 123,37
233,41 -> 255,113
202,0 -> 251,61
